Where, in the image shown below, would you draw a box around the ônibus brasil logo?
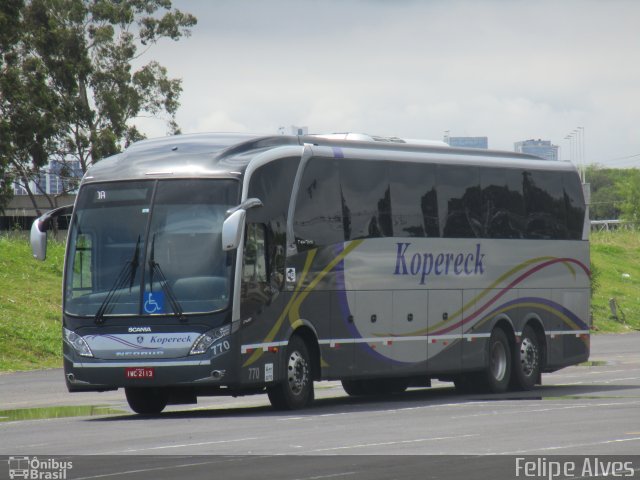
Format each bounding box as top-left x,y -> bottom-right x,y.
7,456 -> 72,480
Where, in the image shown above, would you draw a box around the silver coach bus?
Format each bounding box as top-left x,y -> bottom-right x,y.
31,133 -> 590,414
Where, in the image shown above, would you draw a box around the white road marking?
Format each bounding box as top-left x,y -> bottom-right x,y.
489,436 -> 640,455
449,400 -> 640,419
310,434 -> 479,452
96,437 -> 262,454
72,459 -> 238,480
293,473 -> 358,480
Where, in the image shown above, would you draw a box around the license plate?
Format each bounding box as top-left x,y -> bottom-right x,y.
125,367 -> 155,379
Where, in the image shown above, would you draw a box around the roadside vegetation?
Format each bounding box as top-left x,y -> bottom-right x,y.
586,165 -> 640,222
0,230 -> 638,372
590,229 -> 640,332
0,234 -> 65,371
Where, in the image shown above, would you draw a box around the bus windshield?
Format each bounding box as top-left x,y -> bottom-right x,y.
64,179 -> 239,318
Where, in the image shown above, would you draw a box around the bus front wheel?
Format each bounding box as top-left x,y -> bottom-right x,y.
267,335 -> 314,410
125,387 -> 168,415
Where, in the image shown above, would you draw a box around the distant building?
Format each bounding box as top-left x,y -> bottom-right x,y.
514,139 -> 559,161
278,125 -> 308,136
5,159 -> 81,230
446,136 -> 488,149
13,160 -> 83,196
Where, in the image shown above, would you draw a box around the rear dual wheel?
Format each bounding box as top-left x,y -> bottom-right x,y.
484,328 -> 512,393
455,328 -> 511,394
455,325 -> 541,394
511,325 -> 541,391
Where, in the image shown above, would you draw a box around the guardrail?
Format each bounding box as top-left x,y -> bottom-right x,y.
590,219 -> 637,231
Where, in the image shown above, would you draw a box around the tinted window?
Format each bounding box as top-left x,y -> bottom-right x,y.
438,165 -> 481,238
523,170 -> 568,239
247,157 -> 298,229
390,162 -> 439,237
242,223 -> 267,283
247,157 -> 299,284
562,172 -> 586,240
293,157 -> 344,249
340,160 -> 392,240
480,167 -> 526,239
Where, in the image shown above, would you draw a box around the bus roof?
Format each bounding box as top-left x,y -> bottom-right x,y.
81,132 -> 574,185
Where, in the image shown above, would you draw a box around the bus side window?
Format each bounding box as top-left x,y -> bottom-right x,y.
242,223 -> 268,283
390,161 -> 439,238
437,165 -> 481,238
480,167 -> 525,239
247,157 -> 298,285
339,159 -> 392,239
523,170 -> 568,239
562,172 -> 586,240
293,157 -> 344,249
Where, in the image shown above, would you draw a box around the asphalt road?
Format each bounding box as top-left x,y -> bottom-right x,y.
1,333 -> 639,479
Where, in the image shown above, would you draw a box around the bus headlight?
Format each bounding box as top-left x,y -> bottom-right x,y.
190,324 -> 231,355
63,328 -> 94,357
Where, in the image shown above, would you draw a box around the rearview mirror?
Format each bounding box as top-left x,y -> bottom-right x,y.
30,218 -> 48,261
222,209 -> 246,251
222,198 -> 263,251
30,205 -> 74,261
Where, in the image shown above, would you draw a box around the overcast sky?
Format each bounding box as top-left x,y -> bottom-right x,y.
137,0 -> 640,168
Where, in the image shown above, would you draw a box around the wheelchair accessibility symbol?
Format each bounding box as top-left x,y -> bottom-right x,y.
144,291 -> 165,314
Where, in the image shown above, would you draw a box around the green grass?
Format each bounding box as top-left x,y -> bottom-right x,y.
0,234 -> 65,371
0,230 -> 638,372
590,230 -> 640,332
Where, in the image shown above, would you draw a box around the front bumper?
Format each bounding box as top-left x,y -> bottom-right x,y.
63,354 -> 235,392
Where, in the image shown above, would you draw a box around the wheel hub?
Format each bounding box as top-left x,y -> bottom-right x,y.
519,337 -> 538,377
287,350 -> 309,395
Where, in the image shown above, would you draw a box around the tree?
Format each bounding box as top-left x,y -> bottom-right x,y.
0,0 -> 196,215
585,165 -> 623,220
1,0 -> 45,214
618,169 -> 640,224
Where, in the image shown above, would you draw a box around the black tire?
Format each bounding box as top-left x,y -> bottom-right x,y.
372,378 -> 409,395
511,325 -> 541,391
483,328 -> 512,393
125,387 -> 168,415
342,378 -> 408,396
267,335 -> 314,410
453,373 -> 481,394
342,379 -> 368,396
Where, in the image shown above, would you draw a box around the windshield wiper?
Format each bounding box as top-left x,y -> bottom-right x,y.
148,234 -> 187,322
95,236 -> 141,324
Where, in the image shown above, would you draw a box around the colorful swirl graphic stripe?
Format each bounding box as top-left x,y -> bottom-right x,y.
384,256 -> 589,338
430,257 -> 589,336
242,248 -> 317,367
471,296 -> 589,333
242,239 -> 364,367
